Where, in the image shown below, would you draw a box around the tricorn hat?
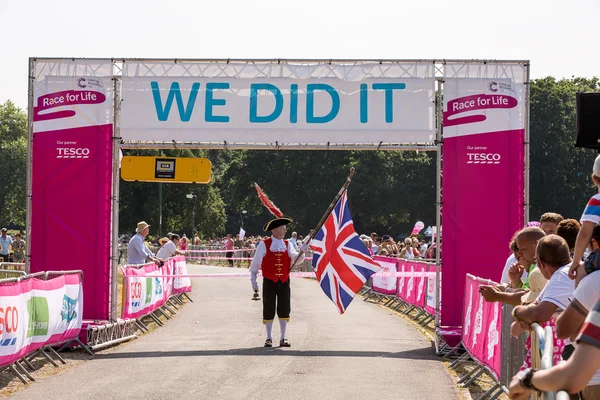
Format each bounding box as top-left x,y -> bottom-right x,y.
263,217 -> 293,232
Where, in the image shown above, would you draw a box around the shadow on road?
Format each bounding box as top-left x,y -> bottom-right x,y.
96,346 -> 436,360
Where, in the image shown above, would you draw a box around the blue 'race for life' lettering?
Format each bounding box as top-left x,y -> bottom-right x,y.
150,81 -> 407,124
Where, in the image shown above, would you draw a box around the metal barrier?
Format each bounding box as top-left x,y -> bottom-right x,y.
0,262 -> 25,271
500,305 -> 527,388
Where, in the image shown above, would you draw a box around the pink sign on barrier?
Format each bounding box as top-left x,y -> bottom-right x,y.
463,275 -> 502,379
441,77 -> 525,328
425,265 -> 438,315
371,256 -> 397,295
414,263 -> 427,308
397,261 -> 407,300
0,274 -> 83,368
30,73 -> 114,321
121,257 -> 192,319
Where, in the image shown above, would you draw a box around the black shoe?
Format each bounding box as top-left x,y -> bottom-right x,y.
279,339 -> 291,347
264,339 -> 273,347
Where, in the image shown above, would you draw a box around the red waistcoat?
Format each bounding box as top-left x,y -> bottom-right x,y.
261,238 -> 291,283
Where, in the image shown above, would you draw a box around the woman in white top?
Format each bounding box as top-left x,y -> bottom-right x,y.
400,238 -> 415,259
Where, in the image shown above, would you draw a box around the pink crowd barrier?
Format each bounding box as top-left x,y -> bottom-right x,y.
462,274 -> 502,380
371,256 -> 398,295
121,256 -> 191,319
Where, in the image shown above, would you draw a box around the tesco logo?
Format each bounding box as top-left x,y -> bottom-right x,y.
56,147 -> 90,159
466,153 -> 501,164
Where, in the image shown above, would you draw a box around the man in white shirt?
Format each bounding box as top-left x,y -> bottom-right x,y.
512,235 -> 575,357
157,234 -> 186,260
289,232 -> 299,251
0,228 -> 12,263
127,221 -> 160,265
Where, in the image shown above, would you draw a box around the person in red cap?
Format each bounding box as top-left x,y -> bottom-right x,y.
250,216 -> 309,348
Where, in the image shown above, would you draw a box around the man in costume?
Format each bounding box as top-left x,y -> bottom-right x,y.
250,216 -> 309,347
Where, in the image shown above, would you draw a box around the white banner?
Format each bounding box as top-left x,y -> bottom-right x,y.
0,274 -> 83,367
426,272 -> 439,314
371,257 -> 398,295
120,76 -> 436,144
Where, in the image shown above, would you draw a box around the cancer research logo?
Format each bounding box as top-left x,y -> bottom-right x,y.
56,147 -> 90,159
77,78 -> 87,88
487,304 -> 500,360
486,80 -> 515,94
27,296 -> 49,338
61,295 -> 78,323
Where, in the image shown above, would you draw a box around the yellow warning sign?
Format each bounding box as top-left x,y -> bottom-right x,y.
121,156 -> 212,183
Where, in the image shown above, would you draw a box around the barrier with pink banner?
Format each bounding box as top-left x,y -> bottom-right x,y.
121,256 -> 191,319
0,272 -> 83,368
371,256 -> 397,295
462,274 -> 503,380
395,260 -> 433,309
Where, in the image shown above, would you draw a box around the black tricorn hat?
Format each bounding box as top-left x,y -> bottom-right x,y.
263,217 -> 293,232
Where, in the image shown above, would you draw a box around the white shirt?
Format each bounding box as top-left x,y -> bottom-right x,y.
420,244 -> 428,256
250,237 -> 304,291
0,235 -> 12,255
500,254 -> 521,285
289,237 -> 299,251
572,270 -> 600,385
126,233 -> 154,265
537,265 -> 574,312
157,241 -> 178,259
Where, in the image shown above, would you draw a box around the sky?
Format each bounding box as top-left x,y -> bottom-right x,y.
1,0 -> 598,110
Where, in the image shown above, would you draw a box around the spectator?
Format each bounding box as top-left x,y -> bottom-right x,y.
194,234 -> 200,246
571,155 -> 600,283
500,232 -> 520,285
127,221 -> 160,266
512,235 -> 574,361
374,237 -> 382,255
509,298 -> 600,399
540,212 -> 564,235
234,234 -> 244,267
554,225 -> 600,397
289,232 -> 299,252
157,234 -> 186,259
180,234 -> 189,251
556,218 -> 581,256
400,238 -> 415,259
411,237 -> 421,258
508,227 -> 546,290
0,228 -> 12,263
420,240 -> 428,257
11,233 -> 25,263
224,234 -> 234,267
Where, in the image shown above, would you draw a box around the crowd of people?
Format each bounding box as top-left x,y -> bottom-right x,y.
471,155 -> 600,399
359,232 -> 439,260
0,228 -> 26,264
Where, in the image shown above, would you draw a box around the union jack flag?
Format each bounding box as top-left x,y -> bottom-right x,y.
310,191 -> 381,314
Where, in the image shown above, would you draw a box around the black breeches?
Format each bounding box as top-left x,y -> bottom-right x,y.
262,278 -> 291,321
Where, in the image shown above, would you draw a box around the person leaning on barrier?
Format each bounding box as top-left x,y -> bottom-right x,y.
509,297 -> 600,399
512,235 -> 575,360
250,217 -> 308,348
480,227 -> 546,305
0,228 -> 12,263
127,221 -> 162,266
156,234 -> 187,260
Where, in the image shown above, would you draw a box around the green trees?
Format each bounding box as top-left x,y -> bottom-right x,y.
1,76 -> 599,237
0,101 -> 27,229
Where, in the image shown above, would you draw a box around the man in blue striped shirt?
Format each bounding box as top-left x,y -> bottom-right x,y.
127,221 -> 160,265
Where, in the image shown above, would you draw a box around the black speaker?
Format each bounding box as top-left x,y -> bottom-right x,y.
576,92 -> 600,149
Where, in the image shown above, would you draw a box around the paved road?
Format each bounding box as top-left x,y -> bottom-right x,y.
12,265 -> 457,400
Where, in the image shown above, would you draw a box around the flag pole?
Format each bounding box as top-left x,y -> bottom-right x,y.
290,167 -> 356,270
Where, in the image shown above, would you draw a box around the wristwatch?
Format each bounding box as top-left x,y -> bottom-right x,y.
519,368 -> 539,391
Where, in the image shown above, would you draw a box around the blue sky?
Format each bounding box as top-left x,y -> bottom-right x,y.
1,0 -> 598,109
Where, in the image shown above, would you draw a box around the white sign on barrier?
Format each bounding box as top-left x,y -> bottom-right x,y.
120,66 -> 436,144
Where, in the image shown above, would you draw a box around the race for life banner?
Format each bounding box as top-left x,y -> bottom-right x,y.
120,62 -> 436,145
425,265 -> 439,315
121,256 -> 191,318
172,256 -> 192,294
30,69 -> 113,321
371,256 -> 397,295
442,77 -> 525,327
462,275 -> 502,380
0,274 -> 83,368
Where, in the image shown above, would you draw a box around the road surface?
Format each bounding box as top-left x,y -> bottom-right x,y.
11,265 -> 457,400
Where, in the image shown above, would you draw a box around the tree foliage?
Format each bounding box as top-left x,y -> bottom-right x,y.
1,76 -> 599,237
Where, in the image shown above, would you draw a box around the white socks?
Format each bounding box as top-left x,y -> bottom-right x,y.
265,321 -> 273,340
279,319 -> 287,340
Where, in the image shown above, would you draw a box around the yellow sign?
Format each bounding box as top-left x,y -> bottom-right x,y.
121,156 -> 212,183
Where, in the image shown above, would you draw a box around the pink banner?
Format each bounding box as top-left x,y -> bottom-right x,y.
30,74 -> 113,321
121,257 -> 191,319
462,275 -> 502,380
395,260 -> 430,308
441,78 -> 525,327
371,256 -> 398,295
425,265 -> 438,315
0,274 -> 83,368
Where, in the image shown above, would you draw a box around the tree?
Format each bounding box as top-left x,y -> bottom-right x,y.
0,101 -> 27,228
529,77 -> 600,220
